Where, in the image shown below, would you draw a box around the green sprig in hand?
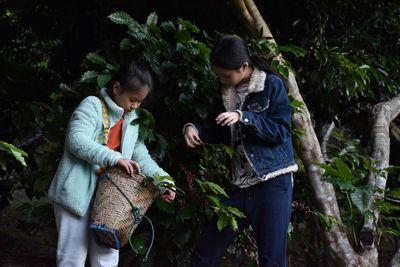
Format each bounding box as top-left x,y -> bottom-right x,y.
144,173 -> 182,203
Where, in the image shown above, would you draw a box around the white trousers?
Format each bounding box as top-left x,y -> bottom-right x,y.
54,203 -> 119,267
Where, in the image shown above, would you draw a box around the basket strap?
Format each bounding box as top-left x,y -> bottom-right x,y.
99,97 -> 110,145
129,215 -> 155,262
102,172 -> 155,261
103,172 -> 142,224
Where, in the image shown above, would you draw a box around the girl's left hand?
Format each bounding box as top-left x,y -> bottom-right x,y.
216,111 -> 240,126
161,189 -> 176,203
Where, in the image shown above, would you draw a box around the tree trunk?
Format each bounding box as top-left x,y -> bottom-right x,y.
231,0 -> 378,266
390,247 -> 400,267
361,96 -> 400,248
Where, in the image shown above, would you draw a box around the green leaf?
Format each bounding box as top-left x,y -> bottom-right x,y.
225,206 -> 245,218
177,18 -> 199,33
108,11 -> 138,29
105,63 -> 118,71
222,145 -> 234,158
312,211 -> 342,230
160,21 -> 176,32
175,30 -> 191,43
230,217 -> 239,231
335,158 -> 353,181
292,128 -> 304,138
155,197 -> 175,214
216,213 -> 229,231
206,195 -> 221,207
59,83 -> 76,93
351,189 -> 372,213
146,12 -> 158,25
0,141 -> 28,167
86,53 -> 107,65
80,71 -> 98,83
153,174 -> 174,185
388,187 -> 400,198
289,96 -> 304,114
97,74 -> 111,87
203,181 -> 228,197
129,236 -> 146,253
278,44 -> 307,57
278,65 -> 289,78
136,108 -> 156,128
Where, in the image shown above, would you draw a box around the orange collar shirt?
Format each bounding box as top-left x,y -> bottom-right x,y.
107,117 -> 124,151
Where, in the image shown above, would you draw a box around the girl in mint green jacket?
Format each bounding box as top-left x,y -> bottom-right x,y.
48,62 -> 175,267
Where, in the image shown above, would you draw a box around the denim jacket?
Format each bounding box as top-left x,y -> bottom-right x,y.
191,68 -> 297,179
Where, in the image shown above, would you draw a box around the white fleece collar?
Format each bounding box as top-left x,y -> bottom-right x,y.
99,88 -> 138,122
221,68 -> 267,111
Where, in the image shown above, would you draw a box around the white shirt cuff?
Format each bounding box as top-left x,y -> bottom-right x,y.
182,123 -> 199,135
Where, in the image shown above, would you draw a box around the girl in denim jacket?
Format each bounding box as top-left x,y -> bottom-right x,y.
184,36 -> 297,267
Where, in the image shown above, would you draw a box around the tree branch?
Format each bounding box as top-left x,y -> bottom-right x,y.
361,95 -> 400,248
321,121 -> 335,162
390,122 -> 400,144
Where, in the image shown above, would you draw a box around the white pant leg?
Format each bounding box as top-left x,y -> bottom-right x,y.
54,204 -> 119,267
88,232 -> 119,267
54,203 -> 89,267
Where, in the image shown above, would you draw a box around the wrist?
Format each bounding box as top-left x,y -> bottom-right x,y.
182,123 -> 199,135
234,110 -> 243,121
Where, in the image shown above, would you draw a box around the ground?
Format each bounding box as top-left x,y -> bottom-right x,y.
0,210 -> 56,267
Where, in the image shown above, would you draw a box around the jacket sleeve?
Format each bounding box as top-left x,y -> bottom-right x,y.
188,122 -> 231,146
131,140 -> 171,179
240,76 -> 292,145
65,96 -> 122,167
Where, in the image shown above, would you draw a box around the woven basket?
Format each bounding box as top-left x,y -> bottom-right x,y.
90,166 -> 159,250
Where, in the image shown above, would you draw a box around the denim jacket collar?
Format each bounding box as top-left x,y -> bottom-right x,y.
221,68 -> 267,111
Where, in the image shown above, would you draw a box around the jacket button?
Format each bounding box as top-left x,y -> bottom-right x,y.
242,134 -> 246,138
244,118 -> 249,123
250,153 -> 254,158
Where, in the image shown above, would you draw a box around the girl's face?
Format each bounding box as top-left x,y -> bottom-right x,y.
112,82 -> 150,113
213,63 -> 251,87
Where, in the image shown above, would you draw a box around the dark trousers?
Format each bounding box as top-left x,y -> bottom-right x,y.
190,173 -> 293,267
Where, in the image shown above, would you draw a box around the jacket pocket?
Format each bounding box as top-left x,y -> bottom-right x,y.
247,99 -> 270,113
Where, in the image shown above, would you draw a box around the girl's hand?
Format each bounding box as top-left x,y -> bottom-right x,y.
184,126 -> 203,148
117,158 -> 141,176
216,111 -> 240,126
161,189 -> 176,203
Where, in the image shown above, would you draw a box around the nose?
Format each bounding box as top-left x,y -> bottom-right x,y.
132,102 -> 140,110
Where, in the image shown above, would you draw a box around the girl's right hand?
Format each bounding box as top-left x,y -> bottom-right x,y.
184,126 -> 203,148
117,158 -> 141,176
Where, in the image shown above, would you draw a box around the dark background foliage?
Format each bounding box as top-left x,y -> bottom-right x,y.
0,0 -> 399,266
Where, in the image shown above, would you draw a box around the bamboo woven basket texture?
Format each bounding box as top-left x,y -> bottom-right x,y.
91,166 -> 159,249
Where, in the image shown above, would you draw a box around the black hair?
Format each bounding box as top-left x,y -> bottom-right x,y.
109,61 -> 153,93
210,35 -> 277,75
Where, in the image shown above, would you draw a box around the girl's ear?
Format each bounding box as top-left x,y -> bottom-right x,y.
241,62 -> 249,70
112,82 -> 121,96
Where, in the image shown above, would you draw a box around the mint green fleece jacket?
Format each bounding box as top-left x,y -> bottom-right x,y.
48,88 -> 169,216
